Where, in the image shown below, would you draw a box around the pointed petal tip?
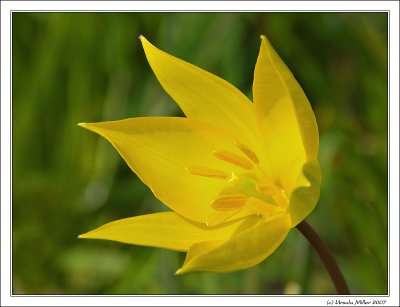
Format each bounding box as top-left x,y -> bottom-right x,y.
78,232 -> 92,239
78,122 -> 99,132
77,122 -> 96,132
175,267 -> 188,275
259,35 -> 270,47
139,35 -> 150,45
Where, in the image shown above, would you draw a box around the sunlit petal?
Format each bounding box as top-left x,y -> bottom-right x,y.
176,214 -> 291,273
253,35 -> 319,192
80,212 -> 248,252
79,117 -> 248,223
140,36 -> 263,157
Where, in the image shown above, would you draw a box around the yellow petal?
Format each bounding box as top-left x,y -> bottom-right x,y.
289,160 -> 322,227
139,36 -> 263,158
79,117 -> 250,223
79,212 -> 247,252
176,214 -> 291,273
253,35 -> 319,192
245,197 -> 286,216
206,205 -> 257,227
206,210 -> 242,227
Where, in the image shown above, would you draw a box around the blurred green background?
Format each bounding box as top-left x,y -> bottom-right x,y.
12,12 -> 388,295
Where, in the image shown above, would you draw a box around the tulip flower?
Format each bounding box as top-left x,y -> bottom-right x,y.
79,35 -> 326,277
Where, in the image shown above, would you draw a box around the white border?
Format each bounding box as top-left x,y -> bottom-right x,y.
1,1 -> 399,306
388,1 -> 400,305
0,0 -> 398,11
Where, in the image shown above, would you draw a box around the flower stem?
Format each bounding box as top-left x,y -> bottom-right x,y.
296,220 -> 350,294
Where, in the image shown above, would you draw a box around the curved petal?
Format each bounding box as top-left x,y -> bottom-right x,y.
79,117 -> 254,223
79,212 -> 247,252
253,35 -> 319,191
140,36 -> 263,156
289,160 -> 322,227
176,213 -> 291,274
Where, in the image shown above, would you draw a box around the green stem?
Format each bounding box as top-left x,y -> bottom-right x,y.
296,220 -> 350,294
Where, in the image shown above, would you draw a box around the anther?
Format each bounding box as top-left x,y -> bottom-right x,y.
234,141 -> 259,164
256,184 -> 278,195
211,194 -> 247,211
185,165 -> 229,179
213,150 -> 253,170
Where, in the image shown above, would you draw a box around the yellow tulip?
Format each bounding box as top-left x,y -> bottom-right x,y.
79,35 -> 321,274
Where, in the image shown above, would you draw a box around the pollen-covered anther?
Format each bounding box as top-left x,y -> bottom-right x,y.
256,184 -> 278,195
185,165 -> 229,179
211,194 -> 247,211
213,150 -> 253,170
234,141 -> 259,164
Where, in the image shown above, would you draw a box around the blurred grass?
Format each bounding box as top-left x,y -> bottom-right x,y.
12,12 -> 388,294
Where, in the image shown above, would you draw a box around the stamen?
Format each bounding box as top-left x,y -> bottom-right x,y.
211,194 -> 247,211
185,165 -> 229,179
234,141 -> 259,164
256,184 -> 289,207
213,150 -> 253,170
256,184 -> 278,195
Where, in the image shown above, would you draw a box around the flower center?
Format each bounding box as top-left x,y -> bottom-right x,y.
186,141 -> 289,226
